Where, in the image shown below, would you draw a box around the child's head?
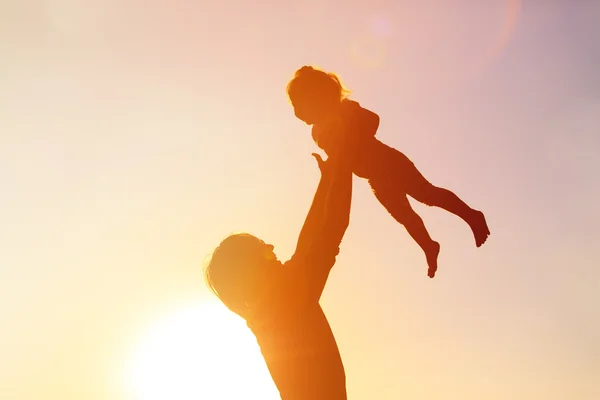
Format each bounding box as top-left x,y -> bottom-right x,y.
286,66 -> 350,125
204,233 -> 282,319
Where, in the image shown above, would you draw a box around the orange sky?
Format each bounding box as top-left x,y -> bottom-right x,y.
1,1 -> 599,399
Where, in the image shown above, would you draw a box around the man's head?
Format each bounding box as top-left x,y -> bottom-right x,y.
204,233 -> 282,319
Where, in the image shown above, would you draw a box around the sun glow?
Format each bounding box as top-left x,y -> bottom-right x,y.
123,301 -> 279,400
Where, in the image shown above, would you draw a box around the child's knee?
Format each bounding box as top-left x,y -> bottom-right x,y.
413,183 -> 438,206
387,205 -> 419,225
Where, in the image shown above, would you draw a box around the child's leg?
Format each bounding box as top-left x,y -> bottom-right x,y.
396,155 -> 490,247
370,179 -> 440,278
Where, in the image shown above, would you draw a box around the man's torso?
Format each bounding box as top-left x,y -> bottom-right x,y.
247,266 -> 347,399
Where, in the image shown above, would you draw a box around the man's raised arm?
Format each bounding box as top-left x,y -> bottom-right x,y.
291,148 -> 353,301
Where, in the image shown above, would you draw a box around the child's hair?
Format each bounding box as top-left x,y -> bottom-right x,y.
286,65 -> 351,105
203,233 -> 259,319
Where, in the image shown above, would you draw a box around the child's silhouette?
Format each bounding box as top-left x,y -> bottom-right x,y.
287,66 -> 490,278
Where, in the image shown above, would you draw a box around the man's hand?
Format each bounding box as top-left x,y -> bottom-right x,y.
312,152 -> 341,181
311,153 -> 327,175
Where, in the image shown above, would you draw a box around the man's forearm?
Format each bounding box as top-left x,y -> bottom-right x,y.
294,151 -> 352,257
294,170 -> 332,256
292,149 -> 354,302
320,156 -> 352,243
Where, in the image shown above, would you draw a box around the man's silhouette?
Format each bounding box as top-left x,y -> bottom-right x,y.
204,149 -> 353,399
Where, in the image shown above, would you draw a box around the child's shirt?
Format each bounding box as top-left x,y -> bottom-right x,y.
311,100 -> 377,152
311,99 -> 383,178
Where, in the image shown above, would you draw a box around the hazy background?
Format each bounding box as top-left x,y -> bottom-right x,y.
1,0 -> 599,399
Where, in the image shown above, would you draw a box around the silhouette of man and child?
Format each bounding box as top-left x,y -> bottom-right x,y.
204,66 -> 490,399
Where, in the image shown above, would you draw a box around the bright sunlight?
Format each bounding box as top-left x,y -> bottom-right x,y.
123,301 -> 280,400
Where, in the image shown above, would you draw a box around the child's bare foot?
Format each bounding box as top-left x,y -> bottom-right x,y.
469,210 -> 490,247
426,241 -> 440,278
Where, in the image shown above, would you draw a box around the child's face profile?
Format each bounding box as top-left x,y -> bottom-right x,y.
290,94 -> 319,125
291,95 -> 335,126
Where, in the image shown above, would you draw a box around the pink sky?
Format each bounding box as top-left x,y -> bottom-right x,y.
1,1 -> 599,399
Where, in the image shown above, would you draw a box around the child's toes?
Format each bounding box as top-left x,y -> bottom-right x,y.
471,211 -> 490,247
426,241 -> 440,279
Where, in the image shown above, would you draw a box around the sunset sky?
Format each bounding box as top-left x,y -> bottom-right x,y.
1,1 -> 599,399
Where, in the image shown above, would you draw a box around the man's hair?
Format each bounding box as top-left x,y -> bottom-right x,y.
203,233 -> 261,319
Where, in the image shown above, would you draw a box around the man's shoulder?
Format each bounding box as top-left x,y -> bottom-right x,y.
245,264 -> 314,329
287,246 -> 339,269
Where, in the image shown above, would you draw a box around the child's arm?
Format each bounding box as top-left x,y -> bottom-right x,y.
311,116 -> 346,156
357,107 -> 380,137
343,100 -> 380,137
